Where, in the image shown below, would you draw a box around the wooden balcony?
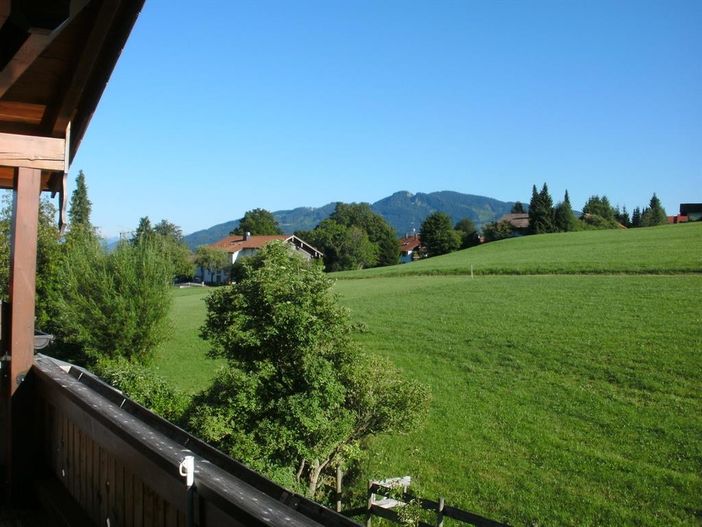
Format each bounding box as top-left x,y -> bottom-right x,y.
6,354 -> 360,526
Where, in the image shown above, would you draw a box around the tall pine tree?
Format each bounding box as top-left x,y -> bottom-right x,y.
640,193 -> 667,226
529,183 -> 555,234
68,170 -> 93,230
554,190 -> 578,232
631,207 -> 642,227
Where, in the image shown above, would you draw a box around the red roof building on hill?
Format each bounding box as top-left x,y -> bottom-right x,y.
200,233 -> 323,283
399,235 -> 424,263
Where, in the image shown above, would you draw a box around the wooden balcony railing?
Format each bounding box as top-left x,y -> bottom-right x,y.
17,354 -> 361,527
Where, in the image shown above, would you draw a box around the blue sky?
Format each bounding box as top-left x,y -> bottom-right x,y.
71,0 -> 701,237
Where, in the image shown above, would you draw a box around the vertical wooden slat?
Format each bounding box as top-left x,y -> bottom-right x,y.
143,484 -> 154,527
86,432 -> 94,522
124,466 -> 134,526
158,496 -> 166,526
78,428 -> 88,508
107,451 -> 115,525
165,502 -> 177,527
133,476 -> 143,527
64,413 -> 69,484
72,421 -> 79,499
114,458 -> 124,527
99,445 -> 108,525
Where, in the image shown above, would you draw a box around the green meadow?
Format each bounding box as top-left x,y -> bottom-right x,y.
336,222 -> 702,278
152,223 -> 702,526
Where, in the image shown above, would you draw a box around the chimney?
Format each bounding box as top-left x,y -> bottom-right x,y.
244,231 -> 251,241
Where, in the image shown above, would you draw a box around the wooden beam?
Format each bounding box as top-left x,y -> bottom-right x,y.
0,132 -> 66,172
7,167 -> 41,396
0,0 -> 92,99
0,31 -> 55,99
0,101 -> 46,126
43,0 -> 123,136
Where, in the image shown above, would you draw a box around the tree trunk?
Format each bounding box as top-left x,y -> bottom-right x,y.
307,459 -> 322,498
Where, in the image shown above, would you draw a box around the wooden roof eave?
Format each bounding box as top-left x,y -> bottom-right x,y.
0,0 -> 145,187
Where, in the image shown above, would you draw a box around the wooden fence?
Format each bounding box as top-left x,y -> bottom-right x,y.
364,482 -> 510,527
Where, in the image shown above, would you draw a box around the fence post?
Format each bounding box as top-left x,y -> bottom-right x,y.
336,466 -> 342,512
436,496 -> 445,527
366,480 -> 373,527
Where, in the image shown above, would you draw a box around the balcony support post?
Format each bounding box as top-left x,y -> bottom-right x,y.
0,166 -> 41,503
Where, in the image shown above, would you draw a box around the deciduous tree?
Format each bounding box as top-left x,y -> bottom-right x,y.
189,242 -> 429,497
454,218 -> 480,248
232,208 -> 282,236
329,203 -> 399,266
420,212 -> 460,256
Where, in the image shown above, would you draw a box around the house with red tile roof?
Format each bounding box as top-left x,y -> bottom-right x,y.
199,232 -> 323,283
399,235 -> 424,263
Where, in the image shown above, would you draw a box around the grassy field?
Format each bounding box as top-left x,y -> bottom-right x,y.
335,223 -> 702,278
337,274 -> 701,526
152,224 -> 702,525
152,286 -> 222,393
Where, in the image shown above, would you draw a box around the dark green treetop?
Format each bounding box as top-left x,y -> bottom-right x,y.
454,218 -> 480,249
68,170 -> 92,230
528,183 -> 555,234
640,193 -> 667,227
329,202 -> 399,266
420,211 -> 460,257
232,208 -> 282,236
511,201 -> 526,213
554,190 -> 578,232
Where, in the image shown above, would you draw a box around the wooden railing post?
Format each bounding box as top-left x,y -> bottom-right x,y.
1,166 -> 41,502
436,496 -> 445,527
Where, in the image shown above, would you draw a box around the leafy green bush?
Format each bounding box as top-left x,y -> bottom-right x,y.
53,234 -> 174,364
95,357 -> 190,424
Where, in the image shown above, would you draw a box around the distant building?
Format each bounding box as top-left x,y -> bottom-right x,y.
680,204 -> 702,222
399,235 -> 423,263
497,213 -> 530,231
667,215 -> 688,224
199,233 -> 323,283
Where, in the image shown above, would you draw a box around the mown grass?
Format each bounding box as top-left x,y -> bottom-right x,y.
336,274 -> 701,526
151,225 -> 702,525
335,223 -> 702,278
151,286 -> 221,393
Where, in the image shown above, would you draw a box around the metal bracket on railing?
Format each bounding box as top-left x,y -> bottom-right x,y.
179,455 -> 195,487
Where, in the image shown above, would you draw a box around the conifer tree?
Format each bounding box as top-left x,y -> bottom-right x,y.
631,207 -> 642,227
554,190 -> 578,232
640,193 -> 667,226
68,170 -> 93,230
528,183 -> 555,234
511,201 -> 525,213
132,216 -> 154,244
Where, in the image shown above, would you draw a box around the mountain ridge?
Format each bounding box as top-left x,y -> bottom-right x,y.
184,190 -> 516,249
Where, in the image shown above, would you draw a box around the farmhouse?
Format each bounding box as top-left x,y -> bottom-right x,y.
399,235 -> 423,263
200,232 -> 323,283
497,212 -> 530,230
